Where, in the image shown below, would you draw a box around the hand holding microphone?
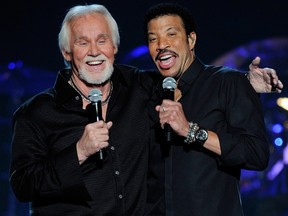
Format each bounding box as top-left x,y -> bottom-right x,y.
161,77 -> 176,143
86,89 -> 106,160
156,77 -> 190,142
76,89 -> 112,164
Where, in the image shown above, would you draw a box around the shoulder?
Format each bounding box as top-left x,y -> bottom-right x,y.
204,65 -> 247,83
114,64 -> 159,77
113,63 -> 160,88
201,65 -> 255,96
13,88 -> 55,119
206,65 -> 243,76
114,64 -> 139,73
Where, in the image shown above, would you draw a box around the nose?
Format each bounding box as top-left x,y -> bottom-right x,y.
156,37 -> 169,53
88,44 -> 100,56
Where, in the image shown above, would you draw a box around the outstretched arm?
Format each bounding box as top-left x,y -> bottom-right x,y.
247,56 -> 283,93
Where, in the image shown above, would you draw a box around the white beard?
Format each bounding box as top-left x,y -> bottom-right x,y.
78,62 -> 114,85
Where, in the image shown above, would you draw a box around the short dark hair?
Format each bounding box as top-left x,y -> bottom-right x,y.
144,3 -> 197,43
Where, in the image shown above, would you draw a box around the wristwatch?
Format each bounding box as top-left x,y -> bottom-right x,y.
195,128 -> 208,145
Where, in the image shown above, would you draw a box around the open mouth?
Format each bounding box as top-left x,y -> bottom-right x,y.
156,51 -> 177,69
86,60 -> 105,66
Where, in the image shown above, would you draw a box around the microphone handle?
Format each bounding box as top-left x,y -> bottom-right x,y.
163,89 -> 174,143
86,102 -> 105,161
98,149 -> 104,160
164,123 -> 173,143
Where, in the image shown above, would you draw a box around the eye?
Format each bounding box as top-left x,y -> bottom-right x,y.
75,39 -> 88,47
148,37 -> 157,43
79,41 -> 87,46
97,35 -> 111,45
98,39 -> 106,45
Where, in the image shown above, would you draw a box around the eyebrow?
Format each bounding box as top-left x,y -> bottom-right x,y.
98,33 -> 111,38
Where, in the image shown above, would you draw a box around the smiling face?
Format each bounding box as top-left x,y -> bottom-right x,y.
147,15 -> 196,79
62,13 -> 117,85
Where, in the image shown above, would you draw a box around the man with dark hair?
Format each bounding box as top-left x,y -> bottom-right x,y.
144,3 -> 282,216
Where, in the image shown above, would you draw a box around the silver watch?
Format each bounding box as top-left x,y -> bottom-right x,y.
195,128 -> 208,145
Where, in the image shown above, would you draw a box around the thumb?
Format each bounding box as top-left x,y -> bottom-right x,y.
106,121 -> 113,129
155,105 -> 161,112
249,56 -> 261,70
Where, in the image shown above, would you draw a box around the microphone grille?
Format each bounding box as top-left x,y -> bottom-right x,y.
162,77 -> 177,90
88,89 -> 102,103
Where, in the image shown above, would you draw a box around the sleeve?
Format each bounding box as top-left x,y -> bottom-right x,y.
217,72 -> 270,171
9,104 -> 91,203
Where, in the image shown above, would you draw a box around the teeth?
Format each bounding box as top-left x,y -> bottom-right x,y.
160,55 -> 172,60
88,60 -> 102,65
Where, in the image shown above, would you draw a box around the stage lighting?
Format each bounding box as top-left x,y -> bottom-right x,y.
277,97 -> 288,111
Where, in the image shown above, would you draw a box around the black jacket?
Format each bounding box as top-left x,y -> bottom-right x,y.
10,65 -> 158,216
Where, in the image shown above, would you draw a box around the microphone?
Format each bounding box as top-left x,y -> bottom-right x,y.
86,89 -> 104,161
162,77 -> 177,143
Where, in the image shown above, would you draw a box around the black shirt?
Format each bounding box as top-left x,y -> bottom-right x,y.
10,65 -> 158,216
147,57 -> 270,216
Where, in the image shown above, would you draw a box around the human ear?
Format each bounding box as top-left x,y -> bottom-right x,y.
188,32 -> 196,50
62,49 -> 71,61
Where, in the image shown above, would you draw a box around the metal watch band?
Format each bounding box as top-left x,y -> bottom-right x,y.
184,122 -> 199,144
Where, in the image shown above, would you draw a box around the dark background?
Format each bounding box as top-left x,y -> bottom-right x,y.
2,0 -> 287,71
1,0 -> 288,215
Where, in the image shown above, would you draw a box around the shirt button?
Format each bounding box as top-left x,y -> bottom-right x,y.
118,194 -> 123,199
111,146 -> 115,150
75,96 -> 80,100
115,170 -> 120,175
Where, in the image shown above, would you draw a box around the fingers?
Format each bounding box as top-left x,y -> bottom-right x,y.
155,105 -> 168,129
156,104 -> 166,112
93,120 -> 113,131
264,67 -> 284,92
277,80 -> 284,90
156,101 -> 174,129
156,100 -> 182,126
92,121 -> 111,143
264,67 -> 277,79
79,121 -> 112,157
156,100 -> 188,136
106,121 -> 113,129
250,56 -> 261,69
272,80 -> 283,93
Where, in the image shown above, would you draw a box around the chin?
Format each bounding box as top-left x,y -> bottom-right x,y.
159,69 -> 176,78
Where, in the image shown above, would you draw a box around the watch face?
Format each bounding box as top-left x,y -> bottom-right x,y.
196,129 -> 208,141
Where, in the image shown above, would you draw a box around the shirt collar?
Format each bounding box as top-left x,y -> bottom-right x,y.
53,66 -> 131,109
177,57 -> 206,97
54,69 -> 76,106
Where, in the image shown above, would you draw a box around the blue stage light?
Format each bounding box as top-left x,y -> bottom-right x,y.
274,137 -> 283,147
7,62 -> 16,70
272,123 -> 283,134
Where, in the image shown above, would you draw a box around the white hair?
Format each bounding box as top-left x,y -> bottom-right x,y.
58,4 -> 120,67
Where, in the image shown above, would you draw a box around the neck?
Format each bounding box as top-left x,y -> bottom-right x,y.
69,76 -> 113,106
